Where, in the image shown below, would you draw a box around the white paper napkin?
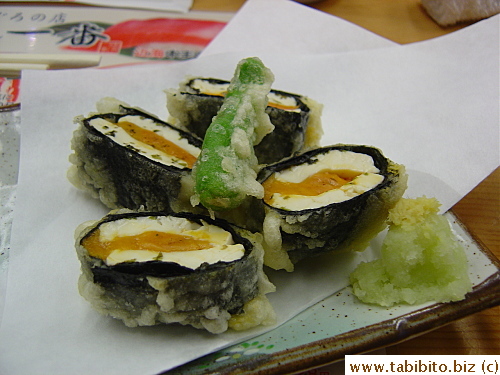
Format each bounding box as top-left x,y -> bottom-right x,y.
201,0 -> 397,56
201,0 -> 499,211
0,5 -> 498,375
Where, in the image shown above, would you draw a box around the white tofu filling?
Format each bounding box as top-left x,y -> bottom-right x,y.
191,79 -> 301,112
90,115 -> 200,169
266,150 -> 384,211
97,216 -> 245,269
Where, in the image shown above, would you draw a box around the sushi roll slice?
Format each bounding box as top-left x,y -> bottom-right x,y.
166,77 -> 323,164
256,145 -> 408,271
68,99 -> 202,212
75,210 -> 276,334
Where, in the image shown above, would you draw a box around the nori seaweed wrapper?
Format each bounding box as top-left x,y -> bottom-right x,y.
68,106 -> 202,213
75,210 -> 274,333
167,78 -> 313,164
255,144 -> 408,269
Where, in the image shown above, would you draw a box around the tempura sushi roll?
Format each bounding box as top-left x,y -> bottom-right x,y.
166,77 -> 323,164
256,145 -> 408,271
68,100 -> 202,212
75,210 -> 276,334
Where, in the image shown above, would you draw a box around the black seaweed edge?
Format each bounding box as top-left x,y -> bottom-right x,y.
81,211 -> 255,278
82,106 -> 203,172
258,144 -> 394,215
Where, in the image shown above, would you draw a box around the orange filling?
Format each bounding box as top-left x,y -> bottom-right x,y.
268,101 -> 300,111
82,229 -> 212,261
116,120 -> 197,168
262,170 -> 360,204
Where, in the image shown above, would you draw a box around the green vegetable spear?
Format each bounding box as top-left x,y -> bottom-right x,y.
192,57 -> 275,211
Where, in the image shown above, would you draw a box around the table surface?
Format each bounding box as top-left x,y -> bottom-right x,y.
192,0 -> 500,356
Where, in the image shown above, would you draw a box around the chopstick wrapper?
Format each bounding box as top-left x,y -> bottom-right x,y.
5,0 -> 193,13
0,5 -> 498,375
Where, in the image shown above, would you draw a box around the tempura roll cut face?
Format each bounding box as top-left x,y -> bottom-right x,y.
68,105 -> 202,212
75,211 -> 276,334
257,145 -> 408,271
166,77 -> 323,164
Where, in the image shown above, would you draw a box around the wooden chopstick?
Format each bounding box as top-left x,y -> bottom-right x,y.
0,53 -> 101,76
0,63 -> 49,77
